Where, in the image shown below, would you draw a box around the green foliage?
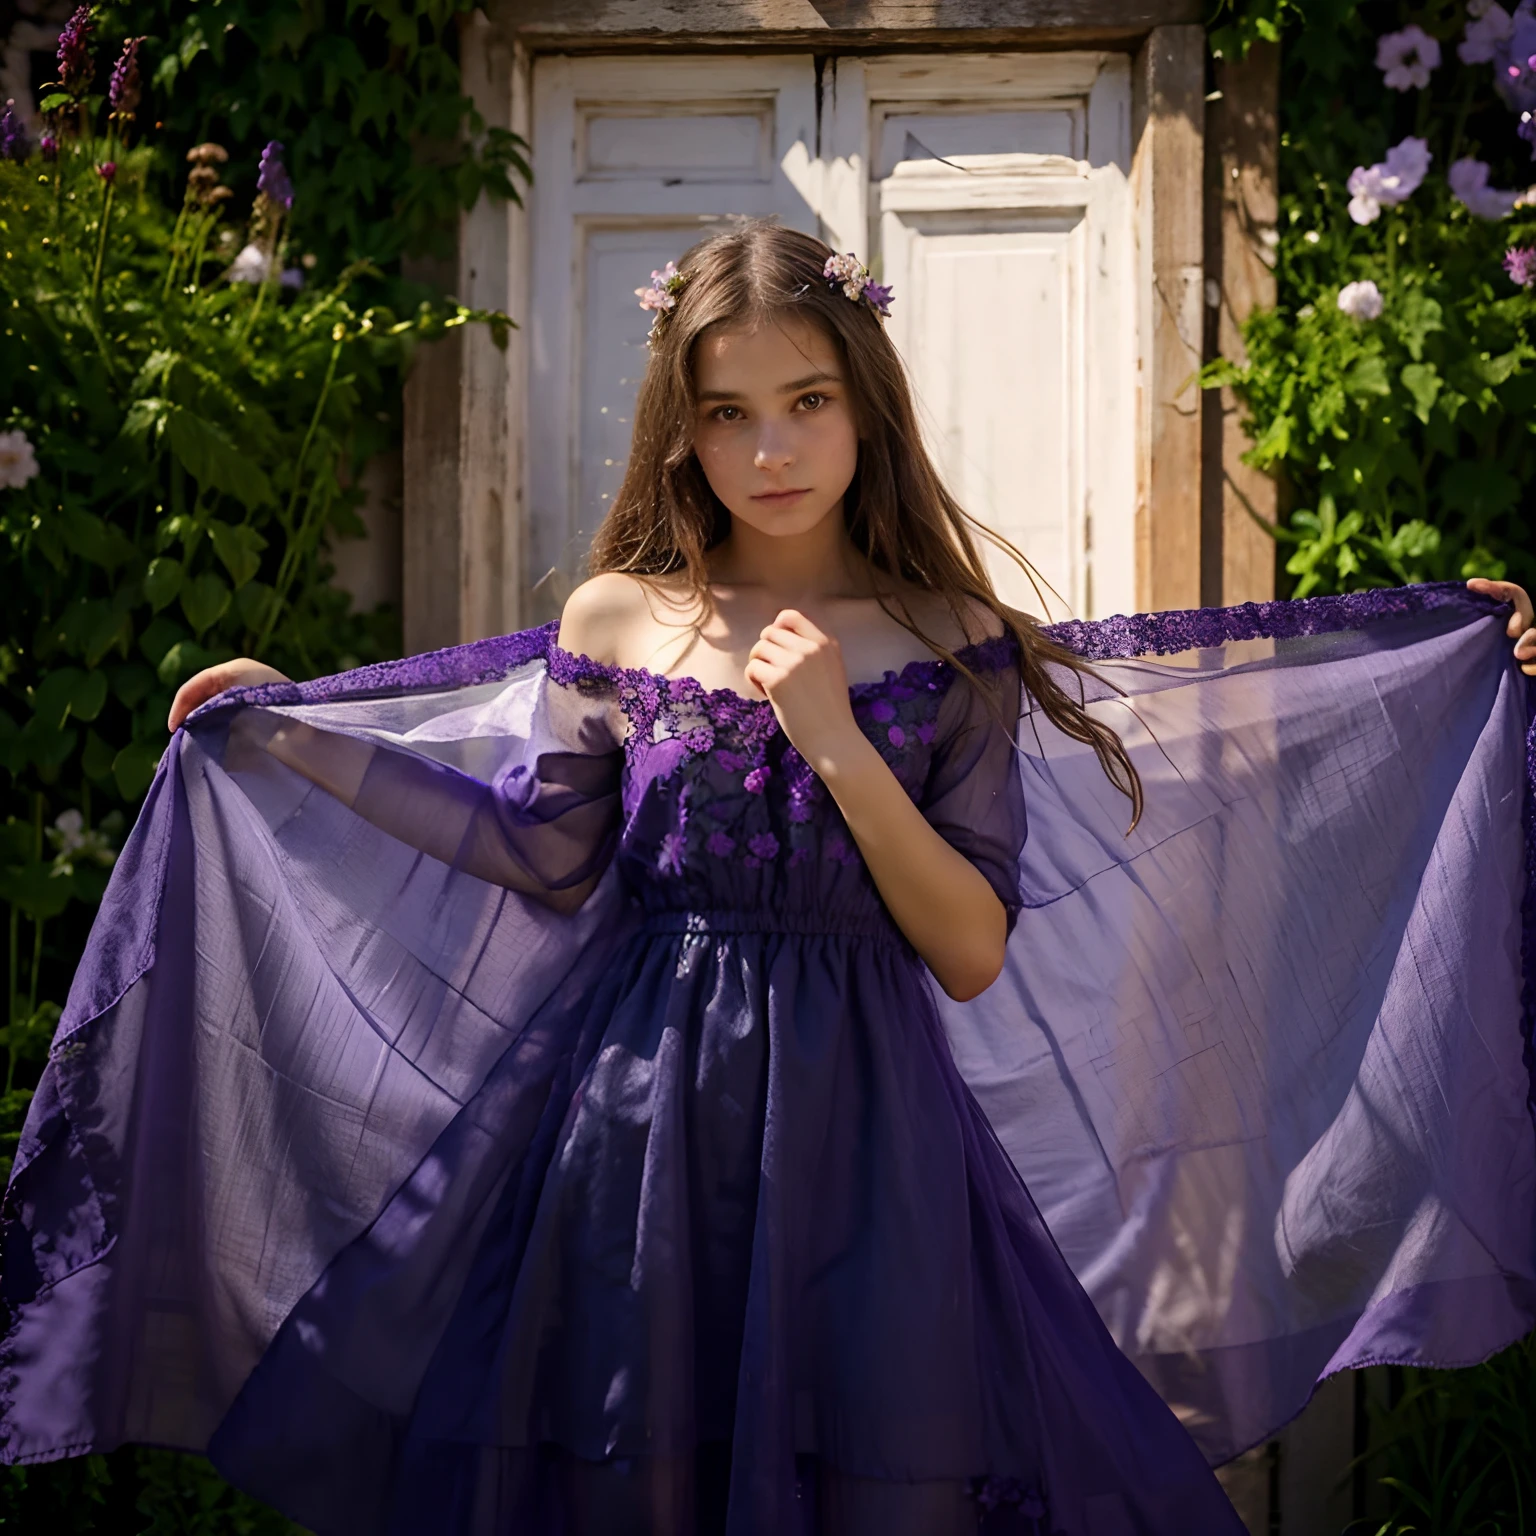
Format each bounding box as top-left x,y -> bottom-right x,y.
0,12 -> 518,1522
100,0 -> 530,282
1350,1339 -> 1536,1533
1207,0 -> 1536,597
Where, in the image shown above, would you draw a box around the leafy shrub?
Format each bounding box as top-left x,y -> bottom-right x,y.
0,10 -> 516,1526
1207,0 -> 1536,598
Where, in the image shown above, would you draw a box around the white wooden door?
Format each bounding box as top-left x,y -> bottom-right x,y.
526,56 -> 819,618
822,55 -> 1136,622
524,51 -> 1136,624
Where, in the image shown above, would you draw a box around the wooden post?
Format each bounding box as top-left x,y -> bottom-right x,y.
1203,40 -> 1279,607
1132,24 -> 1205,613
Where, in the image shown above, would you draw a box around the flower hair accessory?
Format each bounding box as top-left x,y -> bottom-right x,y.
823,252 -> 894,318
636,261 -> 689,344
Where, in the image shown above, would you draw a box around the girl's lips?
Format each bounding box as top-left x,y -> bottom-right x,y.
751,488 -> 811,503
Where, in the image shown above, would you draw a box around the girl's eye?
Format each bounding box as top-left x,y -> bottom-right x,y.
798,393 -> 827,411
711,405 -> 743,422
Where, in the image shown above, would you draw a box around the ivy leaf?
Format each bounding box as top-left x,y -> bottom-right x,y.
1343,354 -> 1392,401
235,580 -> 275,633
82,729 -> 117,783
57,508 -> 136,571
180,573 -> 232,637
111,741 -> 164,802
69,672 -> 109,725
37,91 -> 73,114
1400,363 -> 1443,425
144,556 -> 184,613
208,521 -> 268,590
166,409 -> 274,510
0,859 -> 74,921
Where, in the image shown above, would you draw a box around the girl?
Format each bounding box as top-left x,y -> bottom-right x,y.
3,223 -> 1533,1536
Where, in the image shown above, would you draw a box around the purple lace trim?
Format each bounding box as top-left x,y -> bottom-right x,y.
1041,579 -> 1498,662
543,632 -> 1018,717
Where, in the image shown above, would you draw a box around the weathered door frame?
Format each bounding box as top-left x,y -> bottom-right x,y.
403,1 -> 1275,661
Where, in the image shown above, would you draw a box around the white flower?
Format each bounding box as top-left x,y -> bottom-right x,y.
1347,136 -> 1432,223
1459,2 -> 1515,61
1449,156 -> 1521,218
228,243 -> 272,284
0,428 -> 39,490
1337,280 -> 1385,320
47,808 -> 119,873
1376,25 -> 1442,89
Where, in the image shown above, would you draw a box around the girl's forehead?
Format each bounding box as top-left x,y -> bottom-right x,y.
693,314 -> 842,390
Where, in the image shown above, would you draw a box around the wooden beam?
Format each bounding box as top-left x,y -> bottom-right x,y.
1132,23 -> 1205,613
483,0 -> 1202,51
401,321 -> 464,656
1202,40 -> 1279,607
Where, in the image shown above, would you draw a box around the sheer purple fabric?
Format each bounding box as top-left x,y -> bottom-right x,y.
0,582 -> 1530,1535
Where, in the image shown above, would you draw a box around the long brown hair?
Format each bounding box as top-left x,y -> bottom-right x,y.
589,220 -> 1142,823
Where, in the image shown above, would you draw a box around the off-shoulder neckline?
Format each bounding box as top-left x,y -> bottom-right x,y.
544,631 -> 1017,711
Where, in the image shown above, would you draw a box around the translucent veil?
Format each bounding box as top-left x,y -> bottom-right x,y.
1,582 -> 1531,1476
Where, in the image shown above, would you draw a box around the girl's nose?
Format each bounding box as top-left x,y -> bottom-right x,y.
753,426 -> 793,472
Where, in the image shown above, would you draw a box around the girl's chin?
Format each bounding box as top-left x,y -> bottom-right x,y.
729,498 -> 840,536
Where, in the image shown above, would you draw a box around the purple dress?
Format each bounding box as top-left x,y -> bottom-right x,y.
3,584 -> 1533,1536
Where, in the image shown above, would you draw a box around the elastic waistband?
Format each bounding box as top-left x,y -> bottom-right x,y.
637,906 -> 902,945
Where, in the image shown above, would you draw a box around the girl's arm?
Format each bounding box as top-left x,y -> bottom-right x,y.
747,609 -> 1008,1003
168,658 -> 291,730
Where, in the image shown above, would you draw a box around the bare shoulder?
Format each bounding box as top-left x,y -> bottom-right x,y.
897,589 -> 1007,651
557,573 -> 654,663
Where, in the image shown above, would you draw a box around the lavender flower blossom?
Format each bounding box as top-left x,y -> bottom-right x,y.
1485,1 -> 1536,114
635,260 -> 684,312
256,140 -> 294,210
1337,280 -> 1384,320
0,101 -> 29,163
822,252 -> 896,317
56,6 -> 95,98
1346,137 -> 1431,224
39,133 -> 58,163
1449,156 -> 1520,217
1504,245 -> 1536,285
95,161 -> 116,183
1376,25 -> 1441,89
0,430 -> 40,491
108,37 -> 143,121
1460,1 -> 1516,61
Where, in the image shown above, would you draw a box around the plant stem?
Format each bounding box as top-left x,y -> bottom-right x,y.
255,333 -> 344,653
91,178 -> 117,303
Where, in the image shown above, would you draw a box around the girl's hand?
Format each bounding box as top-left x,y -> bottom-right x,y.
745,610 -> 864,769
168,658 -> 291,731
1467,579 -> 1536,677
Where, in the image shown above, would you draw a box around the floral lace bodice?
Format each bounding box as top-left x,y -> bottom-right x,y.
544,637 -> 1027,934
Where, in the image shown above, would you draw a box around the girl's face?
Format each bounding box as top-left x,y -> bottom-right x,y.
690,314 -> 860,542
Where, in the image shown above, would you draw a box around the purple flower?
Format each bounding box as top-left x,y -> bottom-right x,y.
1461,2 -> 1516,63
257,139 -> 294,210
1347,136 -> 1431,224
743,766 -> 770,794
747,832 -> 779,862
1505,245 -> 1536,285
95,160 -> 116,183
1449,156 -> 1520,218
1375,25 -> 1441,89
704,830 -> 735,858
887,724 -> 907,748
56,6 -> 95,97
108,37 -> 143,120
635,259 -> 686,313
861,279 -> 895,316
39,133 -> 58,163
0,101 -> 29,163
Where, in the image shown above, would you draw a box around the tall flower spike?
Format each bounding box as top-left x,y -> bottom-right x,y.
822,252 -> 894,318
109,37 -> 143,122
0,101 -> 30,164
257,140 -> 294,211
56,6 -> 95,98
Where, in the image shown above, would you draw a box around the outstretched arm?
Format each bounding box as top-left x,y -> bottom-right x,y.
745,609 -> 1008,1003
168,658 -> 291,730
1466,579 -> 1536,677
